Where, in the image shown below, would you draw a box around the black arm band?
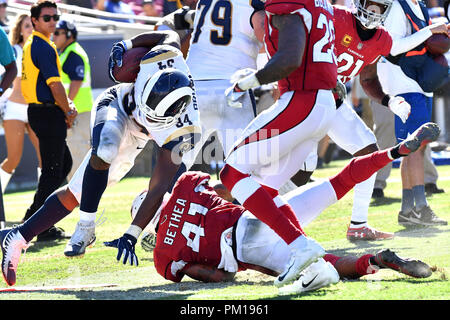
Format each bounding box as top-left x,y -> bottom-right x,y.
381,94 -> 391,107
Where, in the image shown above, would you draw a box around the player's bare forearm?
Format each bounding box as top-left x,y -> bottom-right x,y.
131,148 -> 181,230
68,80 -> 82,101
255,14 -> 305,85
0,61 -> 17,92
359,64 -> 387,105
130,30 -> 181,51
184,264 -> 236,283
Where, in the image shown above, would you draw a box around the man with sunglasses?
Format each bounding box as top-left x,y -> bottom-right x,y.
20,0 -> 77,242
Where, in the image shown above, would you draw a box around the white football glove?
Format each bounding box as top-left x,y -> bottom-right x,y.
225,68 -> 260,108
388,96 -> 411,123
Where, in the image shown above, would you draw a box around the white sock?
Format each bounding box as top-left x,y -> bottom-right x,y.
288,234 -> 308,250
278,180 -> 297,195
0,167 -> 12,193
79,210 -> 96,223
350,174 -> 376,227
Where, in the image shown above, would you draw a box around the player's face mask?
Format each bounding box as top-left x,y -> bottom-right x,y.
136,68 -> 193,131
354,0 -> 393,29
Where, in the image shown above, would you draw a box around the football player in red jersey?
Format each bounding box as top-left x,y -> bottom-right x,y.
220,0 -> 340,288
132,122 -> 437,295
284,0 -> 449,242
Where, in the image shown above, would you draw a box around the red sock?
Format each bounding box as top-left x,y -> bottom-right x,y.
355,254 -> 378,276
221,165 -> 302,244
262,185 -> 303,232
329,150 -> 393,200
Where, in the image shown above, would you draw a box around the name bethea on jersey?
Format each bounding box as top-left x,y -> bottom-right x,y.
314,0 -> 333,14
162,198 -> 187,246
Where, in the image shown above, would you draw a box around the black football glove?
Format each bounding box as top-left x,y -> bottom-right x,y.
104,233 -> 139,266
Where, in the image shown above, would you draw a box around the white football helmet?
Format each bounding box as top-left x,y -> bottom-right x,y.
353,0 -> 393,29
135,68 -> 193,131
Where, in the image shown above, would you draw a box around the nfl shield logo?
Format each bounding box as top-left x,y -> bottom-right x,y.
357,43 -> 363,50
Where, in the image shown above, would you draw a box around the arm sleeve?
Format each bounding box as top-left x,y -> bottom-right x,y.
154,249 -> 186,282
62,51 -> 85,81
33,42 -> 61,84
390,26 -> 433,56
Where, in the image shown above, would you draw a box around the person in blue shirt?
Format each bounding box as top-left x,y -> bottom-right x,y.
97,0 -> 136,23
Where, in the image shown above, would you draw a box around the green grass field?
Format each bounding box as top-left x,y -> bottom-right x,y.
0,160 -> 449,301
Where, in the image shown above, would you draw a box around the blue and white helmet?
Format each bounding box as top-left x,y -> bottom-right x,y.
353,0 -> 393,29
135,68 -> 193,131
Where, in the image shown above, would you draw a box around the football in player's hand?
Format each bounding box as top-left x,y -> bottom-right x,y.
425,34 -> 450,56
112,47 -> 150,83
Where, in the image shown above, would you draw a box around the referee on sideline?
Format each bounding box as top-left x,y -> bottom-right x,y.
21,1 -> 77,241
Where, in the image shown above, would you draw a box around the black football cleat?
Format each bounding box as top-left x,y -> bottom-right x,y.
374,249 -> 432,278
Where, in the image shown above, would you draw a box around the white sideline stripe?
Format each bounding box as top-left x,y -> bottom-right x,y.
0,283 -> 118,292
231,177 -> 261,204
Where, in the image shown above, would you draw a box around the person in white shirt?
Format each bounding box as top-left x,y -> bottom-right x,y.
378,0 -> 449,227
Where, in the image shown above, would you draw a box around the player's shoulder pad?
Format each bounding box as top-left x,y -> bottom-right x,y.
161,124 -> 201,156
264,0 -> 306,15
332,5 -> 354,25
140,45 -> 183,64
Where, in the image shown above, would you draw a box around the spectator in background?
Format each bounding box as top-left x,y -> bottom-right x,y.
96,0 -> 136,22
162,0 -> 196,16
1,14 -> 42,194
63,0 -> 94,9
141,0 -> 162,17
0,0 -> 8,27
0,23 -> 17,198
162,0 -> 181,16
21,0 -> 77,241
53,20 -> 93,181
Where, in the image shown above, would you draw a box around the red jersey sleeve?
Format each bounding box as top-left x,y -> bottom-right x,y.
153,248 -> 186,283
264,0 -> 306,15
377,27 -> 393,58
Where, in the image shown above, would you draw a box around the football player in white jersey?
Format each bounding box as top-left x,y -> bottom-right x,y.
158,0 -> 266,169
0,30 -> 202,286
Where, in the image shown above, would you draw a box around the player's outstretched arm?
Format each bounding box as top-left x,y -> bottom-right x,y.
359,64 -> 410,123
225,14 -> 306,107
183,264 -> 236,283
108,30 -> 181,81
129,30 -> 181,51
104,148 -> 182,266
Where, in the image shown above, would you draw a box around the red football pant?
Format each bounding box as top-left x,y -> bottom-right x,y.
220,164 -> 304,244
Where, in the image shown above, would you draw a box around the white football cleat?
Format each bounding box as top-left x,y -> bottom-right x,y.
274,236 -> 325,287
1,227 -> 29,286
64,220 -> 96,257
278,258 -> 339,295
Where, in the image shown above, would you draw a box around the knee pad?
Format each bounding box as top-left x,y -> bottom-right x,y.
96,138 -> 118,164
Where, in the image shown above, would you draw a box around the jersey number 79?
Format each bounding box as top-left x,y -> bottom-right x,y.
192,0 -> 232,45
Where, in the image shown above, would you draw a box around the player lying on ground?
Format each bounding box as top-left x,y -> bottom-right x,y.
108,122 -> 438,294
0,30 -> 202,286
